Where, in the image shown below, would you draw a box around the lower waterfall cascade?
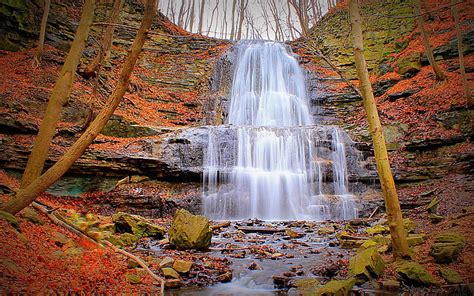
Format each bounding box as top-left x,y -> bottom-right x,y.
203,41 -> 359,221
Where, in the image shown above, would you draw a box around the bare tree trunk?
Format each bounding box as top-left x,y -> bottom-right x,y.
188,0 -> 195,32
451,0 -> 472,106
197,0 -> 205,34
230,0 -> 237,39
414,0 -> 445,81
289,0 -> 309,37
3,0 -> 158,215
82,0 -> 123,78
236,0 -> 248,40
348,0 -> 410,259
20,0 -> 96,189
207,0 -> 219,35
177,0 -> 186,28
33,0 -> 51,66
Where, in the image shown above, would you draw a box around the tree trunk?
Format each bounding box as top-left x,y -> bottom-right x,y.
230,0 -> 237,39
414,0 -> 445,81
197,0 -> 205,34
348,0 -> 410,259
3,0 -> 157,215
236,0 -> 247,40
82,0 -> 124,78
33,0 -> 51,65
20,0 -> 96,189
188,0 -> 195,32
451,0 -> 472,106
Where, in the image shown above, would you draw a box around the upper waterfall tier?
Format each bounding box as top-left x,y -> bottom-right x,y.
227,41 -> 312,127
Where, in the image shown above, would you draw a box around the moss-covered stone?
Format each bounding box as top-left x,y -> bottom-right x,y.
295,278 -> 320,296
125,273 -> 143,284
349,248 -> 385,283
0,210 -> 19,230
173,260 -> 193,273
112,212 -> 165,239
439,267 -> 462,284
19,207 -> 43,225
161,267 -> 181,279
430,232 -> 465,263
360,235 -> 391,252
365,224 -> 388,235
395,260 -> 438,286
403,218 -> 417,233
407,234 -> 425,247
397,52 -> 421,76
428,214 -> 443,224
425,197 -> 439,213
168,209 -> 212,250
317,278 -> 356,296
106,233 -> 139,247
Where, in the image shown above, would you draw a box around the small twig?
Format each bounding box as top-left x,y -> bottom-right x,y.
104,240 -> 165,294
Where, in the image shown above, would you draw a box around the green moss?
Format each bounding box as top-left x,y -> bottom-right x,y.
349,248 -> 385,283
395,260 -> 438,286
317,278 -> 356,296
295,278 -> 320,296
0,210 -> 19,230
439,267 -> 462,284
168,209 -> 212,250
430,232 -> 465,263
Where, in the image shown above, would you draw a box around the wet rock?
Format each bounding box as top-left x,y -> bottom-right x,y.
159,256 -> 175,268
294,278 -> 320,295
395,260 -> 438,286
0,210 -> 19,230
273,275 -> 291,289
165,279 -> 182,289
430,232 -> 466,263
161,267 -> 181,279
439,267 -> 462,284
248,261 -> 263,270
286,229 -> 305,238
348,248 -> 385,283
19,207 -> 43,225
217,271 -> 232,283
271,253 -> 284,260
318,226 -> 336,235
317,278 -> 356,296
380,279 -> 400,291
337,231 -> 367,248
112,212 -> 165,239
168,209 -> 212,250
172,260 -> 193,273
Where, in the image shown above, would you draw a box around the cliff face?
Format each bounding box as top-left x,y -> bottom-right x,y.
292,0 -> 473,185
0,0 -> 231,177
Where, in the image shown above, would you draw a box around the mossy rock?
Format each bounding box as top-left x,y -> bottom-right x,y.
439,267 -> 462,284
428,214 -> 443,224
0,210 -> 19,230
397,52 -> 421,76
112,212 -> 165,239
295,278 -> 320,296
168,209 -> 211,250
173,260 -> 193,274
317,278 -> 356,296
403,218 -> 417,233
425,197 -> 439,213
360,235 -> 390,252
161,267 -> 181,279
19,207 -> 43,225
395,260 -> 438,286
407,234 -> 425,247
107,233 -> 139,247
365,224 -> 388,235
430,232 -> 465,264
336,231 -> 367,249
349,248 -> 385,283
125,273 -> 143,284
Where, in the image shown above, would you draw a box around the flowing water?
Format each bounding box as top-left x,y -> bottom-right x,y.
202,41 -> 358,221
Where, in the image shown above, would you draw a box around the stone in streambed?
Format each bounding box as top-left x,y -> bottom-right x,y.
159,256 -> 175,268
317,278 -> 356,296
294,278 -> 320,295
161,267 -> 180,279
106,233 -> 139,247
430,232 -> 465,263
286,229 -> 304,238
173,260 -> 193,273
439,267 -> 463,284
112,212 -> 165,239
395,260 -> 438,286
348,248 -> 385,283
168,209 -> 211,250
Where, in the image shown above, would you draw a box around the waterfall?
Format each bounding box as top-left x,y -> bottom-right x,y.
203,41 -> 358,221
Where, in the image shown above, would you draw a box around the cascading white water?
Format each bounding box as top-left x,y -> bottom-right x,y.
203,41 -> 358,221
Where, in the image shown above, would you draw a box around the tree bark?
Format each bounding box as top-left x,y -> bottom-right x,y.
348,0 -> 410,259
236,0 -> 248,40
414,0 -> 445,81
82,0 -> 124,78
3,0 -> 158,215
451,0 -> 472,106
20,0 -> 96,189
197,0 -> 205,34
33,0 -> 51,65
230,0 -> 237,39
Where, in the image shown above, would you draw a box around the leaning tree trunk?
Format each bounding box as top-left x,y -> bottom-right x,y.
414,0 -> 445,81
451,0 -> 472,107
20,0 -> 95,189
3,0 -> 158,215
33,0 -> 51,65
348,0 -> 410,259
82,0 -> 124,78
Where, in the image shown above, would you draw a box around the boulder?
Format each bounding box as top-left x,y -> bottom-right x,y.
397,52 -> 421,76
112,212 -> 165,239
161,267 -> 180,279
395,260 -> 438,286
317,278 -> 356,296
439,267 -> 462,284
106,233 -> 139,247
168,209 -> 212,250
159,257 -> 175,268
430,232 -> 465,263
407,234 -> 425,247
19,207 -> 43,225
365,224 -> 388,235
173,260 -> 193,273
294,278 -> 320,295
348,248 -> 385,283
403,218 -> 417,233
